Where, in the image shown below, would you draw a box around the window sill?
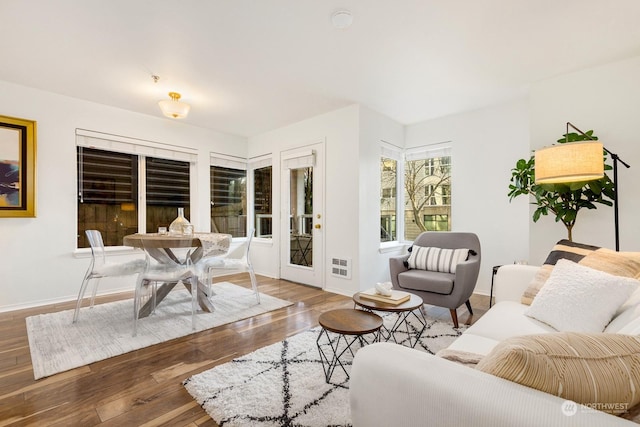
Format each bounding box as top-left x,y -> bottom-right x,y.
73,246 -> 141,259
378,241 -> 409,254
252,237 -> 273,247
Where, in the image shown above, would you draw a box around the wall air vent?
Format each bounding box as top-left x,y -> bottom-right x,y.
330,257 -> 351,279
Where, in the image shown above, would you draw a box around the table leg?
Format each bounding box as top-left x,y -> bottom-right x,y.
182,279 -> 216,313
138,278 -> 215,318
392,309 -> 427,348
138,281 -> 178,318
316,328 -> 379,384
354,305 -> 428,348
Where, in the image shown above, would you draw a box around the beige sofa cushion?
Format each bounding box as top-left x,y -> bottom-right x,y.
521,239 -> 640,305
476,332 -> 640,415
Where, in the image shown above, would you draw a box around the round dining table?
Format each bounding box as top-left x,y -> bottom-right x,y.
123,232 -> 232,317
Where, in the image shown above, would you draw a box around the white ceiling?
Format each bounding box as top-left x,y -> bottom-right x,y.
1,1 -> 640,137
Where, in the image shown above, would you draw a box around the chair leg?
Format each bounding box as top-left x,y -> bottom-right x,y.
248,267 -> 260,304
89,278 -> 102,308
206,267 -> 217,298
73,274 -> 93,323
190,276 -> 197,331
151,282 -> 157,315
449,309 -> 459,329
465,300 -> 473,315
133,276 -> 145,337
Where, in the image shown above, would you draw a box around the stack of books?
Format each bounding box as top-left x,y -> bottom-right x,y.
359,288 -> 411,305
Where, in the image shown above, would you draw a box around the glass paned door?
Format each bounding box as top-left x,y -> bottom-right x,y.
280,143 -> 324,288
289,167 -> 313,267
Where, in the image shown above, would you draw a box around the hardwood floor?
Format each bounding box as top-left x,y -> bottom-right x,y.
0,275 -> 489,426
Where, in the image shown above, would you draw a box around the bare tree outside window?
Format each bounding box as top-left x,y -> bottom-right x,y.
404,156 -> 451,240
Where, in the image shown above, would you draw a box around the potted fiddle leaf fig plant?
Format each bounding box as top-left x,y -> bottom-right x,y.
508,129 -> 615,241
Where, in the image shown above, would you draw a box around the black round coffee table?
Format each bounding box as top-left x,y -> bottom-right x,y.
316,308 -> 383,384
353,292 -> 428,348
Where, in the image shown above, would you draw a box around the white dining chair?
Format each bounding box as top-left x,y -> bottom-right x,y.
196,229 -> 260,304
73,230 -> 146,323
133,238 -> 199,336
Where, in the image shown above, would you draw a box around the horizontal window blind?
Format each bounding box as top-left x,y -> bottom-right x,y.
76,129 -> 197,163
210,166 -> 246,207
282,150 -> 315,169
146,157 -> 190,206
253,165 -> 272,215
380,141 -> 402,160
405,142 -> 451,161
249,154 -> 272,170
77,147 -> 137,204
210,153 -> 247,170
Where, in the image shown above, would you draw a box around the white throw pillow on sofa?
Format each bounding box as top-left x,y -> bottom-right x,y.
525,259 -> 639,333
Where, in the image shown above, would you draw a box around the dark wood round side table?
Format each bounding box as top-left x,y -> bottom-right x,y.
353,292 -> 428,348
316,308 -> 383,384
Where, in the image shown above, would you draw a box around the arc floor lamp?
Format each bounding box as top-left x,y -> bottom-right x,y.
534,122 -> 630,251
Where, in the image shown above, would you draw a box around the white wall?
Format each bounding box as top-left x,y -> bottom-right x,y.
247,105 -> 363,295
404,98 -> 531,295
0,80 -> 246,311
357,107 -> 406,290
529,55 -> 640,264
247,105 -> 405,296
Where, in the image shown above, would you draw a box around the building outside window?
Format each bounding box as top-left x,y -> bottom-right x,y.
438,156 -> 451,175
380,215 -> 396,242
77,146 -> 191,248
423,214 -> 450,231
380,157 -> 397,242
441,184 -> 451,205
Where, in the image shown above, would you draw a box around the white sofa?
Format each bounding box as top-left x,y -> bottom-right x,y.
350,264 -> 638,426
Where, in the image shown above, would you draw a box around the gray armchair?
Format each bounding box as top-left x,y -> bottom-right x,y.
389,232 -> 481,328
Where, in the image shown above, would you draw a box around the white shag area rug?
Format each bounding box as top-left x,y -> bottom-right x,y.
183,313 -> 465,427
26,282 -> 292,379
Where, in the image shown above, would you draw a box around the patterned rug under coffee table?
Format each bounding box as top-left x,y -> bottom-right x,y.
183,313 -> 465,427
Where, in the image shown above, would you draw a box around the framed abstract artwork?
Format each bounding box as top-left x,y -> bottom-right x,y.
0,115 -> 36,217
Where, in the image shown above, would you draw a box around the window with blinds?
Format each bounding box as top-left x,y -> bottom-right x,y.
77,147 -> 137,204
210,166 -> 246,237
145,157 -> 190,206
145,157 -> 190,233
77,146 -> 192,247
77,147 -> 139,247
254,165 -> 272,238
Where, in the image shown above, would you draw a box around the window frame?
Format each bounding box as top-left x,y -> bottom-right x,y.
380,143 -> 404,246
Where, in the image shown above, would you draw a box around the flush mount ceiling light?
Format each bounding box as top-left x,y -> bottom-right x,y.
331,10 -> 353,29
152,75 -> 191,119
158,91 -> 190,119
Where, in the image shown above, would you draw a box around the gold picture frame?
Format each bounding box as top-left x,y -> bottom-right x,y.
0,115 -> 37,217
